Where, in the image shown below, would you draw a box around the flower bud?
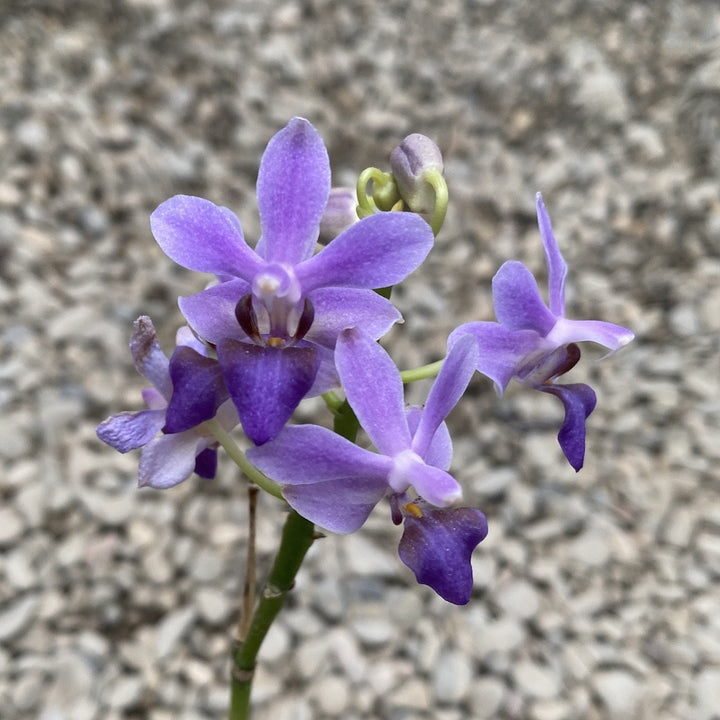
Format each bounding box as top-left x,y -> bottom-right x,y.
389,134 -> 444,214
318,187 -> 359,244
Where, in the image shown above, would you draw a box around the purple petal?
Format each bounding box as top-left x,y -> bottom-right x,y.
398,459 -> 462,507
536,193 -> 567,317
178,279 -> 251,345
129,316 -> 172,399
411,335 -> 477,459
398,506 -> 488,605
138,431 -> 211,489
448,322 -> 546,394
407,406 -> 452,471
547,317 -> 635,354
305,344 -> 340,396
248,425 -> 391,483
248,425 -> 391,533
164,347 -> 228,433
194,447 -> 218,479
150,195 -> 263,279
176,326 -> 209,355
539,382 -> 597,471
256,118 -> 330,265
304,287 -> 402,349
295,212 -> 434,293
336,328 -> 411,456
492,261 -> 557,335
96,408 -> 166,453
217,341 -> 320,445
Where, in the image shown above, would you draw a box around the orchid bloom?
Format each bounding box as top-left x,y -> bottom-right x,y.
449,193 -> 634,471
248,329 -> 488,604
149,118 -> 434,445
96,316 -> 238,488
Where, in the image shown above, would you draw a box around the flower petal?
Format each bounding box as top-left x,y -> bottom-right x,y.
295,212 -> 434,293
256,117 -> 330,265
336,328 -> 411,456
398,506 -> 488,605
150,195 -> 263,279
405,461 -> 462,507
138,431 -> 211,489
164,347 -> 228,433
407,407 -> 452,471
178,279 -> 250,345
492,261 -> 557,335
129,316 -> 172,399
248,425 -> 391,533
539,382 -> 597,472
305,287 -> 402,349
217,341 -> 320,445
411,334 -> 477,459
96,408 -> 166,453
448,322 -> 544,394
546,317 -> 635,354
536,193 -> 567,317
194,446 -> 218,479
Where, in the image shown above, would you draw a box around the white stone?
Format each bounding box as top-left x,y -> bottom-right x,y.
432,649 -> 473,704
155,606 -> 197,660
0,594 -> 39,641
512,660 -> 561,700
592,670 -> 641,718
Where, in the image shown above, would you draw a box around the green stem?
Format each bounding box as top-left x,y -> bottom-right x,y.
400,359 -> 443,383
205,419 -> 284,500
229,510 -> 316,719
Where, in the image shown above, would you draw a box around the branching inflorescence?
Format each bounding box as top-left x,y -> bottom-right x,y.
97,117 -> 633,718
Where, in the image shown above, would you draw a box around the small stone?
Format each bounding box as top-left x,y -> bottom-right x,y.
342,533 -> 399,577
155,606 -> 197,660
389,677 -> 431,711
196,587 -> 231,626
472,467 -> 518,497
0,594 -> 39,641
512,660 -> 561,700
469,676 -> 505,718
494,579 -> 540,619
107,675 -> 143,710
480,617 -> 526,655
568,529 -> 611,567
350,615 -> 396,649
694,668 -> 720,720
432,649 -> 474,704
309,674 -> 350,716
592,670 -> 641,718
530,698 -> 573,720
12,672 -> 43,713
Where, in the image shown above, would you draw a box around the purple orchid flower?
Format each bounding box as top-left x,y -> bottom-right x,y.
248,328 -> 488,604
149,118 -> 434,445
96,316 -> 238,489
449,193 -> 634,471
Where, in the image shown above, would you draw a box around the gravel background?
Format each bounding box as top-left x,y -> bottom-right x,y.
1,1 -> 719,719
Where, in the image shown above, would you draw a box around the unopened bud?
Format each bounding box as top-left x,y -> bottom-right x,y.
318,187 -> 359,244
389,134 -> 444,214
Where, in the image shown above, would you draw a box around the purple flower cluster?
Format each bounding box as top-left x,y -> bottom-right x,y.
450,193 -> 634,470
97,118 -> 633,604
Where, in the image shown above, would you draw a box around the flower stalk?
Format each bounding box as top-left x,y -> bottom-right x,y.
229,509 -> 315,720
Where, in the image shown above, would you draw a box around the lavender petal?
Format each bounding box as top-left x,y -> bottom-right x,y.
256,117 -> 330,265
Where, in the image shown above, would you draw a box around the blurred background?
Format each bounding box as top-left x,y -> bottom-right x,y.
0,1 -> 718,718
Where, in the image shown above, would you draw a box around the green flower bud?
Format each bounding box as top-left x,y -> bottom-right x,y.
389,134 -> 444,214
